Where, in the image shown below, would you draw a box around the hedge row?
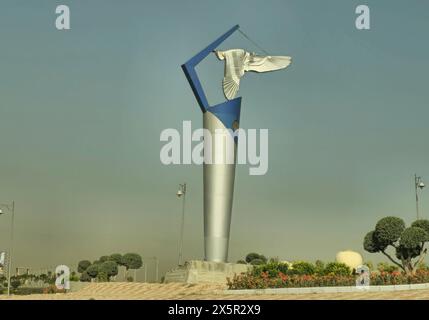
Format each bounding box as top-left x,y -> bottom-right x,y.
227,269 -> 429,289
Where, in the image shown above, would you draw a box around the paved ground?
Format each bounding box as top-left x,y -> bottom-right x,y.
1,283 -> 429,299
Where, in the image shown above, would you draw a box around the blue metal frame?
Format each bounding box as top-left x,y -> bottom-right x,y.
182,25 -> 242,132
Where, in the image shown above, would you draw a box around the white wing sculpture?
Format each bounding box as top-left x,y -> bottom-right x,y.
215,49 -> 292,100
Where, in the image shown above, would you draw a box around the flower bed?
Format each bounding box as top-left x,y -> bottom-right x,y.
227,270 -> 429,290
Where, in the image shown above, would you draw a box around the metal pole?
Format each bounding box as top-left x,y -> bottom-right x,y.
155,257 -> 159,283
144,264 -> 147,283
416,175 -> 420,220
178,184 -> 186,266
7,201 -> 15,296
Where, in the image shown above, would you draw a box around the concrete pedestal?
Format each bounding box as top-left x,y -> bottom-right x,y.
164,260 -> 251,284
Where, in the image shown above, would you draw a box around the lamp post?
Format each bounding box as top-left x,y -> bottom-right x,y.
415,175 -> 425,220
0,201 -> 15,296
176,183 -> 187,266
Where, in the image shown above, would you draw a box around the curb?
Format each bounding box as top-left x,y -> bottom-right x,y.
220,283 -> 429,295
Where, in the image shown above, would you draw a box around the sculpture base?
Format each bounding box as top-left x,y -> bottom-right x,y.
164,260 -> 251,284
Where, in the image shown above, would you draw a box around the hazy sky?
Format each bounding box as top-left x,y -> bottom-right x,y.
1,0 -> 429,280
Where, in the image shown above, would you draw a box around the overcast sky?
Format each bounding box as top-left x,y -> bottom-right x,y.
1,0 -> 429,279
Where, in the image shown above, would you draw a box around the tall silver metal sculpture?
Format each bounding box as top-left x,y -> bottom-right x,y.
182,25 -> 291,263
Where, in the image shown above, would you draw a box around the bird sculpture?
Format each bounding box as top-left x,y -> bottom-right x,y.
215,49 -> 292,100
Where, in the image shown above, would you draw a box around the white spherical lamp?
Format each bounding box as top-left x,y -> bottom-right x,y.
336,250 -> 363,270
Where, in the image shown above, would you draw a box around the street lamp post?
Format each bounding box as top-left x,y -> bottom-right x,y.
0,201 -> 15,296
176,183 -> 187,266
155,256 -> 159,282
415,175 -> 425,220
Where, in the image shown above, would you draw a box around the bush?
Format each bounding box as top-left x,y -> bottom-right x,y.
227,269 -> 429,289
43,285 -> 66,294
377,262 -> 399,273
289,261 -> 316,275
11,279 -> 21,290
80,272 -> 91,282
252,261 -> 289,278
96,271 -> 108,282
70,273 -> 80,282
126,276 -> 134,282
315,260 -> 325,274
14,287 -> 45,295
417,262 -> 429,271
323,262 -> 351,276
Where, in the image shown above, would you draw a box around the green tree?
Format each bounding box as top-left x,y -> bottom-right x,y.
86,264 -> 99,279
121,253 -> 143,271
77,260 -> 91,273
99,261 -> 119,281
99,256 -> 110,263
109,253 -> 123,265
363,217 -> 429,275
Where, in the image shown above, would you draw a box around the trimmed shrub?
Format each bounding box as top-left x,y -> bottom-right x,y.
99,261 -> 118,281
99,256 -> 110,263
80,272 -> 91,282
86,264 -> 99,278
96,271 -> 108,282
121,253 -> 143,270
323,262 -> 351,276
109,253 -> 123,265
245,253 -> 267,264
43,285 -> 66,294
11,279 -> 21,290
14,287 -> 45,295
377,262 -> 399,273
77,260 -> 91,273
289,261 -> 316,275
252,261 -> 289,278
227,269 -> 429,290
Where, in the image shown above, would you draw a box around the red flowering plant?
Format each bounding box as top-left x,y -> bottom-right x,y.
227,262 -> 429,290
